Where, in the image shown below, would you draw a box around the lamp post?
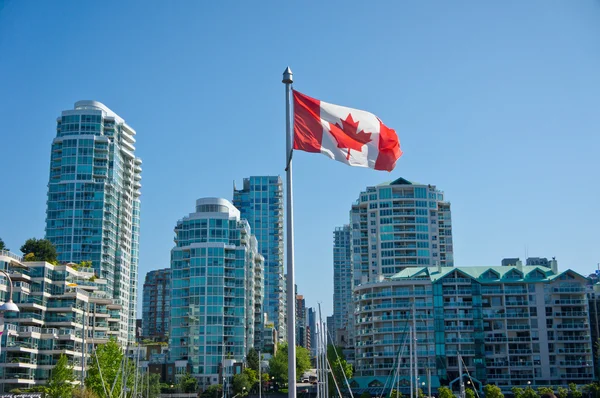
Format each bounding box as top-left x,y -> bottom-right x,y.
0,269 -> 21,393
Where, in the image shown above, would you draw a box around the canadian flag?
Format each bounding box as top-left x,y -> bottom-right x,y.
293,90 -> 402,172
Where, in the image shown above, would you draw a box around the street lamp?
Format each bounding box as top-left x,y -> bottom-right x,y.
0,270 -> 20,313
0,269 -> 21,394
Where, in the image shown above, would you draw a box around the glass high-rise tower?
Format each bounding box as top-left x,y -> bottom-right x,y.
45,100 -> 142,344
332,225 -> 352,345
142,268 -> 171,341
169,198 -> 263,388
233,176 -> 286,342
351,177 -> 453,286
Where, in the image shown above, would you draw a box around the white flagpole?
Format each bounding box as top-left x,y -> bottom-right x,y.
283,66 -> 297,398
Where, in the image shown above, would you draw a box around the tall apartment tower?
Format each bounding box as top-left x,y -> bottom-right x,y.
169,198 -> 263,388
296,288 -> 307,348
233,176 -> 286,342
351,177 -> 453,285
45,101 -> 141,344
333,225 -> 352,346
142,268 -> 171,341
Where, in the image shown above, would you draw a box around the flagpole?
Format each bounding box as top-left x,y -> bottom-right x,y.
283,66 -> 297,398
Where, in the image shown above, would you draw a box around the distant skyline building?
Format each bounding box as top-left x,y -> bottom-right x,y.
233,176 -> 286,342
332,225 -> 352,346
307,307 -> 316,357
142,268 -> 171,341
351,177 -> 453,285
45,100 -> 142,344
169,198 -> 263,388
295,286 -> 306,348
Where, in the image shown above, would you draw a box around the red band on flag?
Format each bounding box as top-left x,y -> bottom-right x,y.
374,120 -> 402,171
293,90 -> 322,153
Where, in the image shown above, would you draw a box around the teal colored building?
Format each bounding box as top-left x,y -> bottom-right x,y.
352,261 -> 593,395
169,198 -> 263,388
233,176 -> 285,344
45,101 -> 141,345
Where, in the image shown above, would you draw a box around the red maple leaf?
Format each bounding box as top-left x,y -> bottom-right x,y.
328,113 -> 372,159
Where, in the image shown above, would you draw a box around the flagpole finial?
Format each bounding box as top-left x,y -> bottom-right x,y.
282,67 -> 293,84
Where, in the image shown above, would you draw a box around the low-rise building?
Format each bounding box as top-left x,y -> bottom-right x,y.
0,250 -> 123,392
352,260 -> 593,395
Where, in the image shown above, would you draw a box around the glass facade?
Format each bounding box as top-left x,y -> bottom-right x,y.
333,225 -> 352,345
169,198 -> 262,388
45,101 -> 141,344
351,177 -> 453,286
233,176 -> 285,343
142,268 -> 171,341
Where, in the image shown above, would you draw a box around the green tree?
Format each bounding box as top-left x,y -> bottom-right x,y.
85,339 -> 134,398
233,372 -> 252,395
20,238 -> 58,263
327,345 -> 353,397
556,386 -> 568,398
179,373 -> 198,393
72,388 -> 100,398
583,383 -> 600,398
512,387 -> 525,398
438,386 -> 455,398
268,343 -> 311,383
523,387 -> 539,398
537,388 -> 554,396
484,384 -> 504,398
466,388 -> 476,398
570,384 -> 583,398
243,368 -> 258,391
46,354 -> 75,398
0,238 -> 8,251
418,388 -> 425,398
360,392 -> 372,398
137,373 -> 161,398
390,389 -> 403,398
201,384 -> 223,398
247,348 -> 260,372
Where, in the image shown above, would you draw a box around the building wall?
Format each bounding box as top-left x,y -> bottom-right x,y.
0,251 -> 123,392
353,263 -> 593,394
233,176 -> 285,343
333,225 -> 352,347
169,198 -> 261,388
350,177 -> 453,287
142,268 -> 171,341
45,101 -> 141,344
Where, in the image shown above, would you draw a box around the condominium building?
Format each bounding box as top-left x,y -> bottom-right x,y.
142,268 -> 171,341
169,198 -> 263,388
45,101 -> 141,344
352,260 -> 593,395
296,290 -> 306,348
333,225 -> 352,346
351,177 -> 453,286
0,250 -> 123,392
233,176 -> 286,342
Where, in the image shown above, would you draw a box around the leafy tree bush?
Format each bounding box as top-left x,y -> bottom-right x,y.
85,339 -> 135,397
268,343 -> 311,383
556,386 -> 568,398
0,238 -> 8,251
20,238 -> 58,263
247,348 -> 260,372
46,354 -> 75,398
570,383 -> 583,398
438,386 -> 456,398
483,384 -> 504,398
201,384 -> 223,398
180,373 -> 198,393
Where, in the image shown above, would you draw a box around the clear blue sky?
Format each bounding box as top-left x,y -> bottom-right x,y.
1,1 -> 599,318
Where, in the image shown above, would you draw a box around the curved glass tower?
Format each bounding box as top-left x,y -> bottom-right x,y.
45,100 -> 142,344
